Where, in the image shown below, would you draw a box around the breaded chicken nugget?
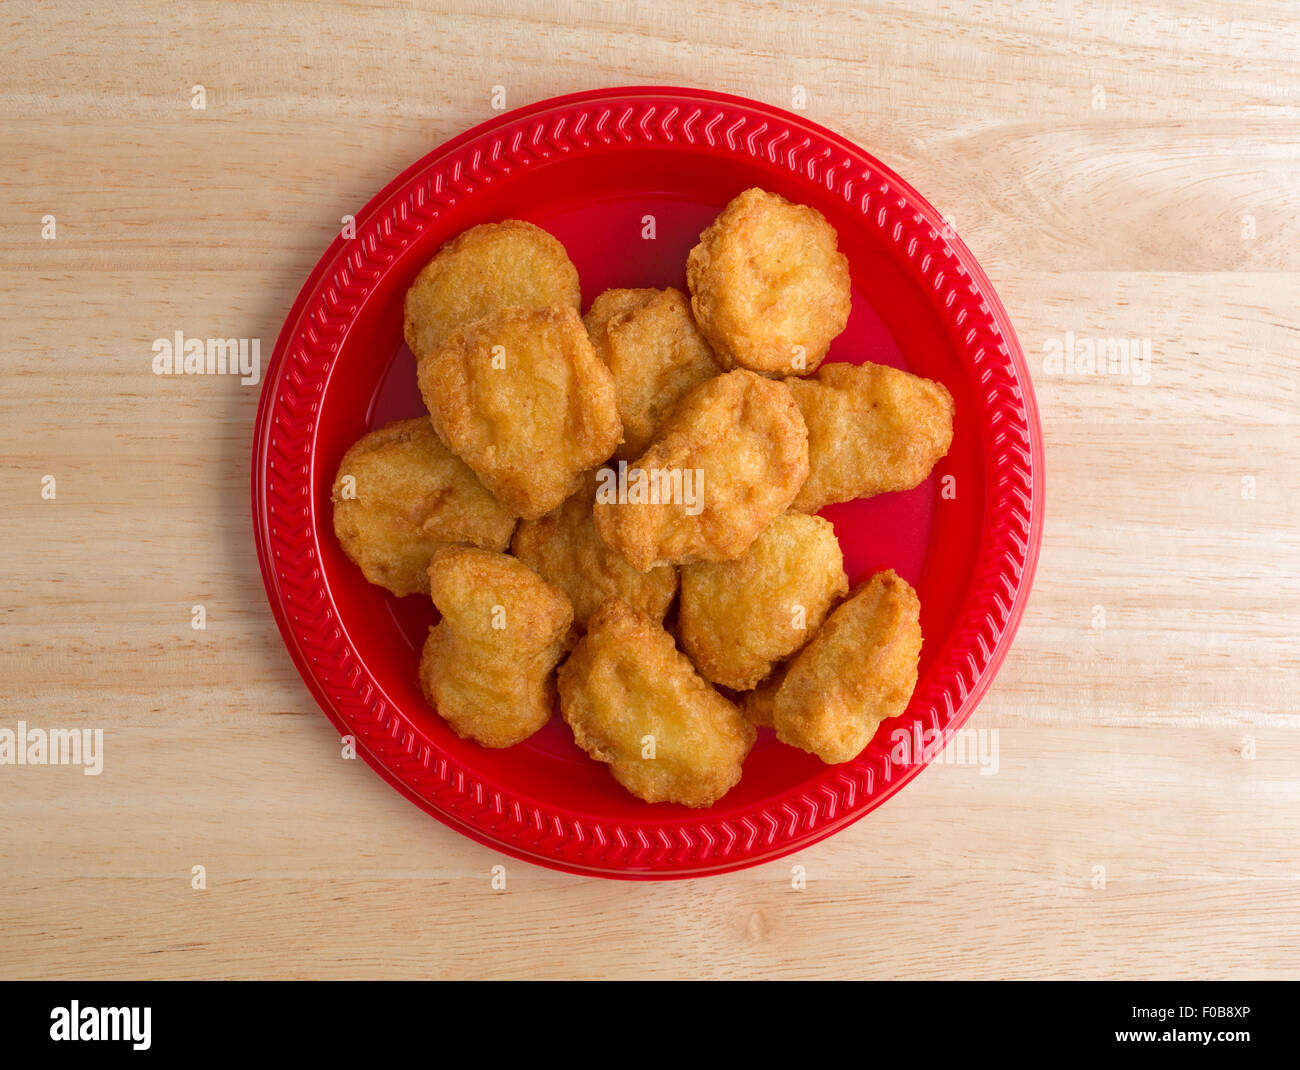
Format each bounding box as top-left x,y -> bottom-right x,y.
418,305 -> 623,520
745,570 -> 921,764
592,369 -> 809,571
419,546 -> 573,748
742,672 -> 779,728
558,599 -> 755,807
330,418 -> 516,597
511,473 -> 677,630
679,512 -> 848,690
687,188 -> 851,376
402,220 -> 580,360
584,287 -> 722,459
789,361 -> 955,513
581,287 -> 656,336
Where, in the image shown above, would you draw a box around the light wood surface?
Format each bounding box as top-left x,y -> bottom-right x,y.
1,0 -> 1297,980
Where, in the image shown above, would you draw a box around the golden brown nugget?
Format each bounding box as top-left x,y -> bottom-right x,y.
558,599 -> 755,807
679,512 -> 848,690
418,305 -> 623,520
742,671 -> 779,728
511,474 -> 677,630
584,287 -> 722,459
789,361 -> 955,513
687,188 -> 851,376
593,369 -> 809,572
582,287 -> 657,337
330,418 -> 516,597
402,220 -> 580,360
747,570 -> 921,764
419,547 -> 573,748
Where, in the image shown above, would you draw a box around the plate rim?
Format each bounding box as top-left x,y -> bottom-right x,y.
251,85 -> 1045,880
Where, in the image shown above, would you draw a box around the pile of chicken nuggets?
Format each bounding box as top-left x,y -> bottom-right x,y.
331,189 -> 955,808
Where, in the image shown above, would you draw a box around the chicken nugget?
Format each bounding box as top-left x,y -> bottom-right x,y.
582,287 -> 657,336
584,287 -> 722,459
742,671 -> 779,728
789,361 -> 955,513
558,599 -> 755,807
511,473 -> 677,630
330,418 -> 516,597
687,188 -> 850,376
745,570 -> 921,764
403,220 -> 580,360
419,547 -> 573,748
679,512 -> 848,690
418,305 -> 623,520
593,368 -> 809,571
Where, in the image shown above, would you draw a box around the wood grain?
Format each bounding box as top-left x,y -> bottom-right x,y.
1,0 -> 1297,980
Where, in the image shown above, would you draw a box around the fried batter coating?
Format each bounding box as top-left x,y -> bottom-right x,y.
679,512 -> 848,690
744,570 -> 921,764
419,546 -> 573,748
582,287 -> 656,336
742,672 -> 779,728
592,368 -> 809,571
418,305 -> 623,520
584,287 -> 722,459
558,599 -> 755,807
687,188 -> 851,376
511,473 -> 677,630
402,220 -> 580,360
788,361 -> 955,513
330,418 -> 516,597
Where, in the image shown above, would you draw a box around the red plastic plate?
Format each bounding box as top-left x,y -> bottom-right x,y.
252,86 -> 1044,879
